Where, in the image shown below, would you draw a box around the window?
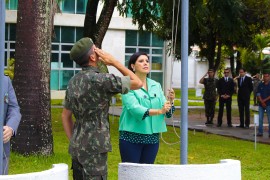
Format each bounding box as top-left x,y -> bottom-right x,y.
76,0 -> 88,14
5,0 -> 87,13
125,30 -> 164,86
4,23 -> 83,90
138,32 -> 151,46
6,0 -> 18,10
61,27 -> 75,43
4,24 -> 16,66
61,0 -> 87,14
51,26 -> 84,90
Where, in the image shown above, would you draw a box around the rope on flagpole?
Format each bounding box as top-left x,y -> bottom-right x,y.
160,0 -> 182,145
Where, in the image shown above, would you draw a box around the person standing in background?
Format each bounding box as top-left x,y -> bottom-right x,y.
256,72 -> 270,137
252,73 -> 261,106
217,68 -> 235,127
199,69 -> 218,125
2,75 -> 21,174
236,68 -> 253,129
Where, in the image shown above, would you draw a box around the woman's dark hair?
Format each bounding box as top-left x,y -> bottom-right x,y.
128,52 -> 149,72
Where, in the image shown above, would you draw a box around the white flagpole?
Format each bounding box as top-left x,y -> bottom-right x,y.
180,0 -> 189,164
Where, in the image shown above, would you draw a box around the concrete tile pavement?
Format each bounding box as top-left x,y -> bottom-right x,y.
109,106 -> 270,145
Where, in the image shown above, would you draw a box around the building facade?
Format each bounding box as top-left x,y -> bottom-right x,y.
5,0 -> 211,99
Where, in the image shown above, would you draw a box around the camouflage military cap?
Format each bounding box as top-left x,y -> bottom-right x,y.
70,37 -> 94,64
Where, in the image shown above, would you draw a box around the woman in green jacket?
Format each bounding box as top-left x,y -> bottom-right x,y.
119,52 -> 175,164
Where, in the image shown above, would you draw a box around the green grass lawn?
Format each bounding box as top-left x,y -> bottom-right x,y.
9,90 -> 260,179
7,108 -> 270,179
9,108 -> 71,177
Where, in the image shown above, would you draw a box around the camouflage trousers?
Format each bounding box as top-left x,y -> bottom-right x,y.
72,153 -> 108,180
204,99 -> 216,119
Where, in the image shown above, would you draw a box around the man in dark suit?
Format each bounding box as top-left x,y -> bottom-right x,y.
236,68 -> 253,128
217,68 -> 235,127
2,75 -> 21,174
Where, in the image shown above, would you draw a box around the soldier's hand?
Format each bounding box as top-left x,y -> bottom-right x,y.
94,48 -> 117,66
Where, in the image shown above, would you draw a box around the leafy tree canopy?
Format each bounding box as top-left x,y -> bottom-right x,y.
117,0 -> 270,71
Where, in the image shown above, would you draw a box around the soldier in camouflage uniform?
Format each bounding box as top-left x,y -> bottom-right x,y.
62,37 -> 142,180
199,69 -> 218,125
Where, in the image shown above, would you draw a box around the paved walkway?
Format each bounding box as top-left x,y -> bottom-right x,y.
109,106 -> 270,145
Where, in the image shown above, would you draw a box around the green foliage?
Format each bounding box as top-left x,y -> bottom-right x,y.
237,32 -> 270,75
262,57 -> 270,74
239,47 -> 260,75
9,108 -> 72,178
8,108 -> 270,179
240,0 -> 270,47
253,34 -> 270,60
216,61 -> 225,79
117,0 -> 270,73
117,0 -> 161,31
4,58 -> 15,80
216,45 -> 233,78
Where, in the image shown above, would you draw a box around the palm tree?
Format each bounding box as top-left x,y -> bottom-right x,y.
253,34 -> 270,60
238,47 -> 259,75
12,0 -> 54,155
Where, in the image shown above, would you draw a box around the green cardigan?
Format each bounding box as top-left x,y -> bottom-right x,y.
119,78 -> 167,134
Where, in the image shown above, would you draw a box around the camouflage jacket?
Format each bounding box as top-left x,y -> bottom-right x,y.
203,77 -> 218,100
64,66 -> 130,157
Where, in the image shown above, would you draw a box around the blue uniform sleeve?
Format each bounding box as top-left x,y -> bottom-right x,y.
6,77 -> 21,136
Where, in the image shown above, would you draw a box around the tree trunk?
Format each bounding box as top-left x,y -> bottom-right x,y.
84,0 -> 118,73
235,50 -> 242,74
84,0 -> 99,42
214,39 -> 222,71
229,54 -> 235,77
206,34 -> 216,70
94,0 -> 118,47
12,0 -> 53,155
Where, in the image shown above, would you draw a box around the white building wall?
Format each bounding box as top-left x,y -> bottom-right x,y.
103,29 -> 126,77
170,56 -> 208,89
171,56 -> 231,89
